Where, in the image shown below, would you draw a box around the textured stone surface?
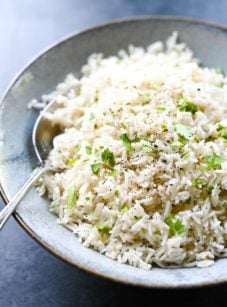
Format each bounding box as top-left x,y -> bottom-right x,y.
1,0 -> 227,306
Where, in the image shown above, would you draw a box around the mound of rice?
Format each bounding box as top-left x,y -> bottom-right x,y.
35,32 -> 227,269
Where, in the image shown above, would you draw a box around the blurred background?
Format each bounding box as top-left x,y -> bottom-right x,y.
1,1 -> 227,306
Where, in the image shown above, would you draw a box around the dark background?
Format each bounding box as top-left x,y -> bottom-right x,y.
1,1 -> 227,306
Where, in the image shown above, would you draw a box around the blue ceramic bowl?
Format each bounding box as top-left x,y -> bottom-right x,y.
1,16 -> 227,288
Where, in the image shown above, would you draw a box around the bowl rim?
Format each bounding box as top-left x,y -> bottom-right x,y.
1,15 -> 227,289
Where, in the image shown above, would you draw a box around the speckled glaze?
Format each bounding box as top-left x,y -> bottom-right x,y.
1,16 -> 227,288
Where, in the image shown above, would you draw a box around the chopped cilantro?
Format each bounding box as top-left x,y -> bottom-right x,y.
182,151 -> 190,159
142,144 -> 153,153
67,187 -> 78,209
67,159 -> 77,166
155,106 -> 166,111
89,112 -> 95,120
120,134 -> 133,151
138,92 -> 151,104
177,97 -> 197,114
96,224 -> 110,235
206,155 -> 225,170
120,122 -> 127,129
171,141 -> 183,148
91,163 -> 102,174
74,144 -> 81,150
114,190 -> 119,196
207,185 -> 214,194
215,66 -> 225,75
165,215 -> 185,236
161,124 -> 168,132
120,202 -> 129,214
101,148 -> 115,167
192,177 -> 207,187
174,124 -> 192,140
110,169 -> 118,177
85,196 -> 90,201
85,146 -> 92,155
217,123 -> 227,142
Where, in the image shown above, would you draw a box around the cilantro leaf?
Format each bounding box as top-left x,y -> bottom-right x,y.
177,97 -> 197,114
91,163 -> 102,174
89,112 -> 95,120
120,202 -> 129,214
120,134 -> 133,151
206,155 -> 225,170
155,106 -> 166,111
174,219 -> 186,236
217,124 -> 227,141
207,185 -> 214,194
67,159 -> 77,166
85,146 -> 92,155
110,169 -> 118,177
67,187 -> 78,209
101,148 -> 115,167
138,92 -> 151,104
215,66 -> 225,75
165,215 -> 185,236
171,141 -> 184,148
174,124 -> 192,140
96,224 -> 110,235
192,177 -> 207,187
182,151 -> 190,159
142,144 -> 153,153
161,124 -> 168,132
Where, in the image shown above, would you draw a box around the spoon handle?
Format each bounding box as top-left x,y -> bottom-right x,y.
0,167 -> 46,230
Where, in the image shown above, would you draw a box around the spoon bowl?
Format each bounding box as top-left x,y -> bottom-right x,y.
32,100 -> 63,164
0,100 -> 62,229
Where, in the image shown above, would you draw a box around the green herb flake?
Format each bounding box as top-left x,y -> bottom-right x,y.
177,97 -> 198,114
155,106 -> 166,112
85,196 -> 90,201
101,148 -> 115,167
114,190 -> 119,196
91,163 -> 102,174
217,123 -> 227,141
67,159 -> 77,166
120,202 -> 129,214
206,155 -> 225,170
89,112 -> 95,120
67,187 -> 78,209
85,146 -> 92,155
142,144 -> 153,153
207,185 -> 214,194
74,144 -> 81,150
171,141 -> 183,148
96,224 -> 110,235
120,134 -> 133,151
174,124 -> 192,140
182,151 -> 190,159
103,111 -> 107,116
161,124 -> 168,132
165,215 -> 185,236
215,66 -> 225,75
120,122 -> 127,129
192,177 -> 207,187
138,92 -> 151,104
110,169 -> 118,177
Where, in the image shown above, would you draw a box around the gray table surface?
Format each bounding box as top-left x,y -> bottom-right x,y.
1,1 -> 227,306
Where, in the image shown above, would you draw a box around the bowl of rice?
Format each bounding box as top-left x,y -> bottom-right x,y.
1,16 -> 227,287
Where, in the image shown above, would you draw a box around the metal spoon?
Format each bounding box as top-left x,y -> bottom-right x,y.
0,100 -> 62,230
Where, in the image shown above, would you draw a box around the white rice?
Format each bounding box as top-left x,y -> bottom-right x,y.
34,32 -> 227,269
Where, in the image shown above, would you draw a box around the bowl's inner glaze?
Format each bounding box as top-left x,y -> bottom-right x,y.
1,17 -> 227,287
